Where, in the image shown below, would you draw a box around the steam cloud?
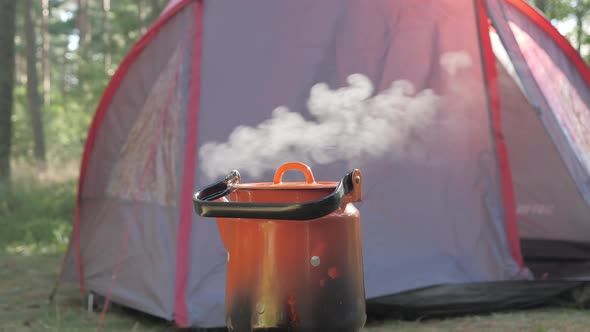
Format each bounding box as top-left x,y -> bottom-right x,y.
200,51 -> 472,180
440,51 -> 473,77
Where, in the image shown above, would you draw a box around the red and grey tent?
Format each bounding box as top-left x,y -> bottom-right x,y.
59,0 -> 590,328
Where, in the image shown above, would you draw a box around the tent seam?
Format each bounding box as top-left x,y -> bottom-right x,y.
67,0 -> 194,298
174,0 -> 204,327
476,0 -> 524,268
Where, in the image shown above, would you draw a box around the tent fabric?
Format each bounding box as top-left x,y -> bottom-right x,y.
487,0 -> 590,244
183,0 -> 524,325
60,0 -> 590,328
62,1 -> 196,319
367,281 -> 589,318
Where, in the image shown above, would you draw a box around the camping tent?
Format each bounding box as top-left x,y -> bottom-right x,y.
59,0 -> 590,328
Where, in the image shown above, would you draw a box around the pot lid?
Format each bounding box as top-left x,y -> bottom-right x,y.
233,162 -> 337,190
235,181 -> 338,190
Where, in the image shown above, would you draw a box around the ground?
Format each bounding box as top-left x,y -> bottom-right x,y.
2,253 -> 590,331
1,165 -> 590,331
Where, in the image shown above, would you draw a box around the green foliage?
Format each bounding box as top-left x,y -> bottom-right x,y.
528,0 -> 576,20
545,0 -> 577,21
11,86 -> 33,161
0,169 -> 76,254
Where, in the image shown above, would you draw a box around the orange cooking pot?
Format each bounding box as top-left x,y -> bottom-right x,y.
193,162 -> 366,332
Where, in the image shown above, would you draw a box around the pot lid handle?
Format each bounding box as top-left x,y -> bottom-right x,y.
273,162 -> 316,184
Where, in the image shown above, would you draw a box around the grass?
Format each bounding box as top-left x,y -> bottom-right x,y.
0,161 -> 78,255
2,254 -> 590,332
0,254 -> 178,332
1,162 -> 590,331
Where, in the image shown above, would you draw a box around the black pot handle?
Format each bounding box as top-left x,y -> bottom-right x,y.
193,170 -> 361,220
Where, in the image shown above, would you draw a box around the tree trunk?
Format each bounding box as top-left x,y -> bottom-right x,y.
77,0 -> 90,44
103,0 -> 111,73
151,0 -> 162,13
152,0 -> 162,15
41,0 -> 50,106
24,0 -> 47,169
60,49 -> 68,114
576,10 -> 584,53
0,0 -> 17,187
534,0 -> 546,13
138,0 -> 147,34
149,0 -> 162,22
